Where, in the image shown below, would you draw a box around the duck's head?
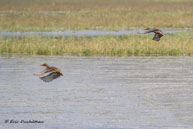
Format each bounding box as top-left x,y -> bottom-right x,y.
41,63 -> 49,67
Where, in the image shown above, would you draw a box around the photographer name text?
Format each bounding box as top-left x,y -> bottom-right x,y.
4,119 -> 44,124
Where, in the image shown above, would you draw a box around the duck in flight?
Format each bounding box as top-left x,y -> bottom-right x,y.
34,63 -> 63,82
144,28 -> 164,41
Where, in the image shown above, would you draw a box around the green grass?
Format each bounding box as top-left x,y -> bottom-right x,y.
0,0 -> 193,31
0,31 -> 193,56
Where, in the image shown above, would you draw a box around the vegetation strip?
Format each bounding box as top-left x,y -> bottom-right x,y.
0,0 -> 193,31
0,32 -> 193,56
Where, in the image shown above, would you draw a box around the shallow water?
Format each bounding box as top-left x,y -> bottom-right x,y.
0,28 -> 192,38
0,55 -> 193,129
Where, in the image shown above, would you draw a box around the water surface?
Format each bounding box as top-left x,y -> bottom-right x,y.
0,55 -> 193,129
0,28 -> 192,38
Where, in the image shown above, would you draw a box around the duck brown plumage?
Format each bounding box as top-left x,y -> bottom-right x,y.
34,63 -> 63,82
144,28 -> 164,41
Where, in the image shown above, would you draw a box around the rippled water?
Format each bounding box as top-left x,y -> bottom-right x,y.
0,28 -> 192,38
0,55 -> 193,129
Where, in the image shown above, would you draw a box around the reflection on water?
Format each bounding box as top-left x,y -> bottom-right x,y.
0,55 -> 193,129
0,28 -> 192,38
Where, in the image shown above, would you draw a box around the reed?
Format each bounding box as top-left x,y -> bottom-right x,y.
0,0 -> 193,31
0,32 -> 193,56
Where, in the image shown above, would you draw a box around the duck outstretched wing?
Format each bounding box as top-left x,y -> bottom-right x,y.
144,28 -> 158,34
153,33 -> 163,41
40,72 -> 61,82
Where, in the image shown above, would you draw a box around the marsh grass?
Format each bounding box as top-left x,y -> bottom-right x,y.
0,32 -> 193,56
0,0 -> 193,31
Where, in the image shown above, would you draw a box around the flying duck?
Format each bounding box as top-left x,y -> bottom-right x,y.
34,63 -> 63,82
144,28 -> 164,41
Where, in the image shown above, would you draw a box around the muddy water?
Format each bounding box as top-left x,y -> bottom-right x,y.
0,28 -> 192,38
0,55 -> 193,129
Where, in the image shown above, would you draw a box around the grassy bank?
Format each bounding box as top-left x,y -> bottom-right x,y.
0,0 -> 193,31
0,32 -> 193,56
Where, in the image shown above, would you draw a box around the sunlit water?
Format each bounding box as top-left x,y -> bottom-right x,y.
0,55 -> 193,129
0,28 -> 192,38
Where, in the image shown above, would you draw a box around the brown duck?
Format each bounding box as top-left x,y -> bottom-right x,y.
34,63 -> 63,82
144,28 -> 164,41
